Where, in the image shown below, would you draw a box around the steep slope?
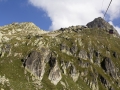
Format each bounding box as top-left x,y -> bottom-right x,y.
0,18 -> 120,90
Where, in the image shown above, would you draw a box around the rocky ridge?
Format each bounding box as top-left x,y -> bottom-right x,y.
0,17 -> 120,90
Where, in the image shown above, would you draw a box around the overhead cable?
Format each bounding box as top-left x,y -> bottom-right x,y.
103,0 -> 112,19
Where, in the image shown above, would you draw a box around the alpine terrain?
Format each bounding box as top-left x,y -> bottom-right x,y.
0,17 -> 120,90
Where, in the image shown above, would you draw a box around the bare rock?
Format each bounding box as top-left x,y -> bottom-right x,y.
70,64 -> 79,82
48,60 -> 62,85
101,57 -> 117,79
70,44 -> 78,56
23,47 -> 50,81
86,17 -> 119,36
78,50 -> 88,60
60,43 -> 71,55
60,60 -> 67,75
99,74 -> 113,90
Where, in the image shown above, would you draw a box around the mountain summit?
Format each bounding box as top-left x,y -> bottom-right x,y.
0,17 -> 120,90
87,17 -> 119,35
87,17 -> 112,29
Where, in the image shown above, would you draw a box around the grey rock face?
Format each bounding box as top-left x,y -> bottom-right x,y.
78,50 -> 88,60
48,60 -> 62,85
70,64 -> 79,82
60,43 -> 71,55
60,60 -> 67,75
70,44 -> 78,56
23,48 -> 50,80
113,52 -> 118,58
101,57 -> 117,79
48,53 -> 62,85
99,75 -> 114,90
78,58 -> 90,68
89,79 -> 99,90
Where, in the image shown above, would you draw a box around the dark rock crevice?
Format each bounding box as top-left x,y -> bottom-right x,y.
101,57 -> 117,79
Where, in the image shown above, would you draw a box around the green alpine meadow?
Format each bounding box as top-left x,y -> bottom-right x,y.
0,17 -> 120,90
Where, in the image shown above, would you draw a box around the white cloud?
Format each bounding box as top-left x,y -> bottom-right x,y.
28,0 -> 120,32
109,21 -> 120,34
115,27 -> 120,35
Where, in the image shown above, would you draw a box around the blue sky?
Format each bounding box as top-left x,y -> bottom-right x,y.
0,0 -> 51,30
0,0 -> 120,33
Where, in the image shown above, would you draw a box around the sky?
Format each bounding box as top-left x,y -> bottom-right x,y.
0,0 -> 120,34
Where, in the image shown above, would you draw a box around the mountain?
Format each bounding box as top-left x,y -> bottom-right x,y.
0,17 -> 120,90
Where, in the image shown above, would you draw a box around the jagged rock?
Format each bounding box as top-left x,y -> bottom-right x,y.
49,52 -> 58,67
78,50 -> 88,60
48,60 -> 62,85
70,44 -> 78,56
58,25 -> 87,33
86,17 -> 119,36
94,50 -> 100,57
78,58 -> 90,68
113,52 -> 118,58
70,64 -> 79,82
78,38 -> 83,46
94,57 -> 101,66
80,70 -> 88,77
99,75 -> 113,90
60,60 -> 67,75
48,52 -> 62,85
85,73 -> 99,90
101,57 -> 117,79
87,17 -> 112,29
89,79 -> 99,90
4,44 -> 11,53
23,48 -> 50,81
88,52 -> 93,63
60,43 -> 71,55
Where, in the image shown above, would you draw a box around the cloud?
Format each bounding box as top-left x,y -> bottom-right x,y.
115,27 -> 120,35
28,0 -> 120,32
109,21 -> 120,34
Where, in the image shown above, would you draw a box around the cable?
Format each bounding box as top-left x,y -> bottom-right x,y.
103,0 -> 112,19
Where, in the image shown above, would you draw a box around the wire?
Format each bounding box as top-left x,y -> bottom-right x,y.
103,0 -> 112,19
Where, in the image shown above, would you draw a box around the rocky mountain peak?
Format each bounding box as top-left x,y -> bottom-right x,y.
0,22 -> 46,34
86,17 -> 119,36
86,17 -> 112,29
0,22 -> 47,43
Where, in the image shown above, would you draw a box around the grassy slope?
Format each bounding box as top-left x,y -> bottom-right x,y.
0,28 -> 120,90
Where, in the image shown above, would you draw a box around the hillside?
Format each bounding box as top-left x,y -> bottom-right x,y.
0,17 -> 120,90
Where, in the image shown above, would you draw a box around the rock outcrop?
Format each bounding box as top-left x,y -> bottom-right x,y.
23,48 -> 50,80
48,60 -> 62,85
86,17 -> 119,36
101,57 -> 117,79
